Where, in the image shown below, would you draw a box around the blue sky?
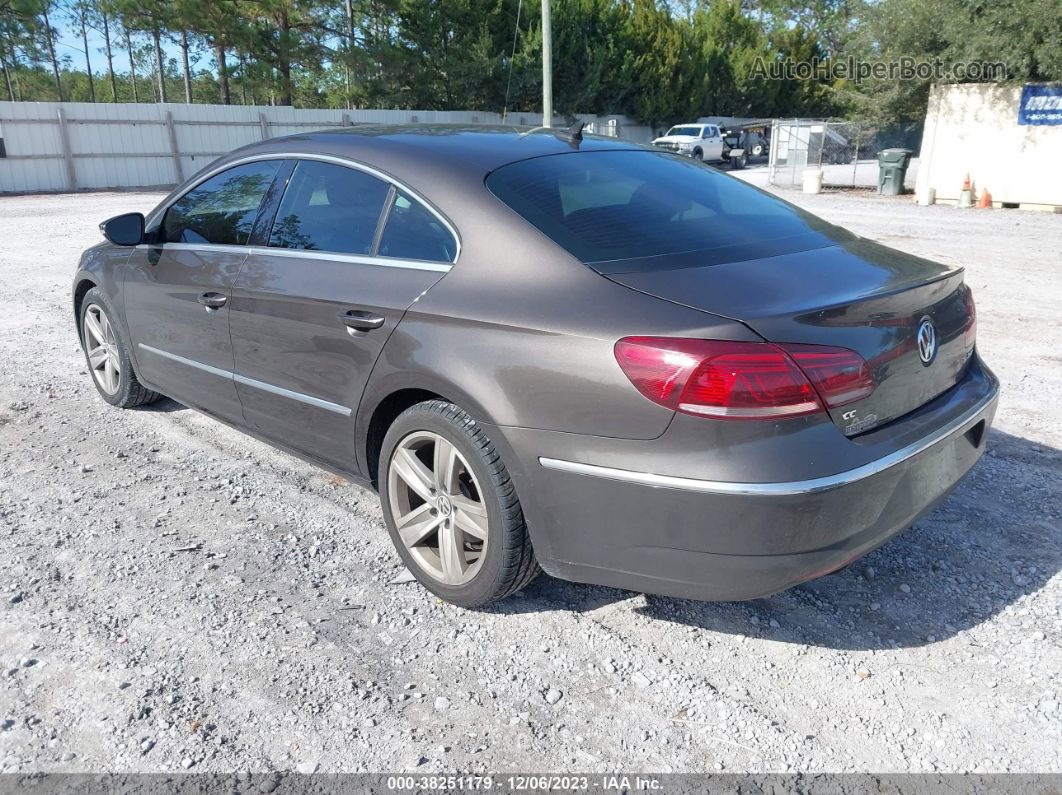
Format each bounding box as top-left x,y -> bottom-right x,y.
52,17 -> 197,76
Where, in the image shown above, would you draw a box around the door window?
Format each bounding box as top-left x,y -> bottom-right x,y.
377,192 -> 457,263
268,160 -> 391,255
162,160 -> 282,245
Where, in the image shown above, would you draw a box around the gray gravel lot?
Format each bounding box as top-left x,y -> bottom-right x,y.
0,187 -> 1059,774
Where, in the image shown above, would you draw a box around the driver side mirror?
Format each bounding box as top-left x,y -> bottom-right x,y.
100,212 -> 145,246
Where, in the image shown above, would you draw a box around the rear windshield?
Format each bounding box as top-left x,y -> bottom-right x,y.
486,150 -> 845,270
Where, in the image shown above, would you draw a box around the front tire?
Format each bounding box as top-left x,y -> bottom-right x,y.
379,400 -> 540,607
79,287 -> 160,408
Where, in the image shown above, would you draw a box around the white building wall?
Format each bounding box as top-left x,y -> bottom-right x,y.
916,83 -> 1062,208
0,102 -> 653,193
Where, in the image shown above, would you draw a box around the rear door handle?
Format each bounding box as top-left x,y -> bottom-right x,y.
198,292 -> 228,310
338,309 -> 385,332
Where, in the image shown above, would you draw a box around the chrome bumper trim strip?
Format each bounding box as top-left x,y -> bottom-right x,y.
539,385 -> 998,497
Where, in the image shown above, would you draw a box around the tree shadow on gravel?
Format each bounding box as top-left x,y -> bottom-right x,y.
497,429 -> 1061,651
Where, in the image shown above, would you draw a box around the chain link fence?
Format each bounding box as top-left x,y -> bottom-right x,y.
768,119 -> 923,190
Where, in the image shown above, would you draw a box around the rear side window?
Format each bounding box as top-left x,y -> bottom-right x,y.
377,191 -> 457,263
268,160 -> 390,255
486,150 -> 836,267
163,160 -> 281,245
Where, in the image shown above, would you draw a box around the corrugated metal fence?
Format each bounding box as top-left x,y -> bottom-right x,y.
0,102 -> 653,193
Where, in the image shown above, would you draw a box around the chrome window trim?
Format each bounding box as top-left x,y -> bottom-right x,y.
247,247 -> 451,273
137,344 -> 352,417
136,242 -> 249,256
539,384 -> 998,497
134,243 -> 451,274
144,151 -> 460,266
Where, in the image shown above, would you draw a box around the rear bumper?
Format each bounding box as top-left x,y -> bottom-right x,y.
496,360 -> 999,601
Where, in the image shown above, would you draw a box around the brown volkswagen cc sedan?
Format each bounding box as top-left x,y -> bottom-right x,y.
73,125 -> 998,607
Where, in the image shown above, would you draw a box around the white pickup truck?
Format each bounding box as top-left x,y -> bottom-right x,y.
651,123 -> 751,169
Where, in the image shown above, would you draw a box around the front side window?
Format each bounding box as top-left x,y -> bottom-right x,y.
268,160 -> 390,255
377,192 -> 457,263
162,160 -> 281,245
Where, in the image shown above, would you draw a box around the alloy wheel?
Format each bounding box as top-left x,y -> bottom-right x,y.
387,430 -> 489,586
83,304 -> 121,395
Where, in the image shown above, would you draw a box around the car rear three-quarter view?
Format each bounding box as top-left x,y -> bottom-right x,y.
72,126 -> 999,607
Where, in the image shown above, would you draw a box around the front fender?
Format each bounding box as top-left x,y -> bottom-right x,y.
72,243 -> 132,339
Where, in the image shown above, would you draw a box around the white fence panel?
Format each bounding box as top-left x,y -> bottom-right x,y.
0,102 -> 653,193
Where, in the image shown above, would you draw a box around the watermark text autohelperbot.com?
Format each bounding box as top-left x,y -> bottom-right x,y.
751,56 -> 1007,83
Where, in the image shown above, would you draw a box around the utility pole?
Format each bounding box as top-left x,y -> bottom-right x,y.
541,0 -> 552,128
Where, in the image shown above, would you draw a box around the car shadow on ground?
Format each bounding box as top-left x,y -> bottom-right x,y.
137,397 -> 187,413
494,429 -> 1061,651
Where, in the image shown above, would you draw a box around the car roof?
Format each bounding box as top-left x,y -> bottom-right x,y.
230,124 -> 646,178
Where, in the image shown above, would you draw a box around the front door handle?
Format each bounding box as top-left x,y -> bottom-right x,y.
338,309 -> 385,332
198,292 -> 228,310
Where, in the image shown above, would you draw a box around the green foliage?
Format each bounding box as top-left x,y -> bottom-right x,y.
1,0 -> 1057,125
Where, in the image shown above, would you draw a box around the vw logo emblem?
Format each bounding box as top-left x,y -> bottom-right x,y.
917,318 -> 937,365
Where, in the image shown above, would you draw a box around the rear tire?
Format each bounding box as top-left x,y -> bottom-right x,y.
379,400 -> 540,607
79,287 -> 160,409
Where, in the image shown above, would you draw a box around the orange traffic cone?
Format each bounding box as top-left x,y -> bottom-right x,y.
978,188 -> 992,209
958,173 -> 973,208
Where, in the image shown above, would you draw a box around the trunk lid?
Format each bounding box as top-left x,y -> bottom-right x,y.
600,239 -> 975,435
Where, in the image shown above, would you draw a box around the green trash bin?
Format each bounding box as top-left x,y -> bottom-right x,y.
877,148 -> 913,195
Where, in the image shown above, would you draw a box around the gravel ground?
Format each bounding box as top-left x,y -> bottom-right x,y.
0,188 -> 1059,775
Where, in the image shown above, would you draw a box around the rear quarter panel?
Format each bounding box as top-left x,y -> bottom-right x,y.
356,186 -> 759,464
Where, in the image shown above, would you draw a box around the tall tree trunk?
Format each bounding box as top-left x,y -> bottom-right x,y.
215,43 -> 230,104
152,27 -> 167,103
180,31 -> 192,103
102,14 -> 118,101
344,0 -> 353,107
0,36 -> 14,102
277,57 -> 291,106
78,5 -> 95,101
238,51 -> 248,104
125,29 -> 138,102
277,12 -> 292,106
42,3 -> 64,101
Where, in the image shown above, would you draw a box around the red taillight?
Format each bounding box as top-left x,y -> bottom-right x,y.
777,344 -> 875,408
614,337 -> 875,420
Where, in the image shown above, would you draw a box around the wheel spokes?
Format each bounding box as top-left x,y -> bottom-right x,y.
84,311 -> 105,346
437,521 -> 467,585
433,437 -> 458,494
84,306 -> 121,396
104,358 -> 119,393
451,495 -> 488,541
396,502 -> 443,547
391,447 -> 435,503
388,430 -> 490,587
88,345 -> 109,369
